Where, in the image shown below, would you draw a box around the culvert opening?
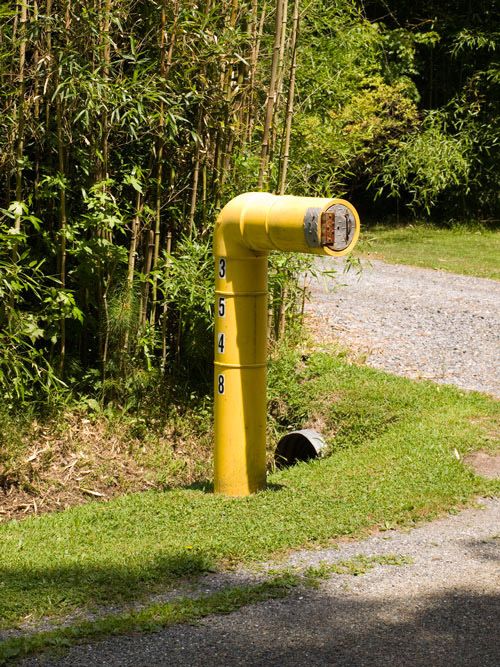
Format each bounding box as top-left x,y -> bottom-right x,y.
275,429 -> 326,469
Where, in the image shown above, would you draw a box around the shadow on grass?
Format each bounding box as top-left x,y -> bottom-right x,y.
0,550 -> 214,627
177,479 -> 286,497
0,479 -> 287,627
182,480 -> 214,492
175,480 -> 285,493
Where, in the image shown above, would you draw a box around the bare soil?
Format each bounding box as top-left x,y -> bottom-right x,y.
0,411 -> 213,523
465,451 -> 500,480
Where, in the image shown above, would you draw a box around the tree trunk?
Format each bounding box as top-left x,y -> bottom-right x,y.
270,0 -> 289,178
140,230 -> 155,328
189,106 -> 204,235
102,0 -> 111,181
246,0 -> 267,144
56,82 -> 68,372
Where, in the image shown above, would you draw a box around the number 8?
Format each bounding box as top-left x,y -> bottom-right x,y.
218,374 -> 225,394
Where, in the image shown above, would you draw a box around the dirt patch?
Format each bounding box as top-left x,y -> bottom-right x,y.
0,414 -> 152,523
0,411 -> 213,523
464,451 -> 500,479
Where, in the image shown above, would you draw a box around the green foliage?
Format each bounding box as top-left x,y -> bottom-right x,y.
289,80 -> 419,196
268,252 -> 312,341
374,112 -> 471,214
0,0 -> 498,415
0,221 -> 72,404
379,27 -> 440,95
268,343 -> 310,430
362,0 -> 500,217
160,235 -> 215,384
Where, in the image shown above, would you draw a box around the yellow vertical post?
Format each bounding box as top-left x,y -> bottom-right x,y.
214,193 -> 360,496
214,254 -> 268,495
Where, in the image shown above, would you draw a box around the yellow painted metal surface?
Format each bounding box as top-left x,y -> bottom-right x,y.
214,193 -> 360,496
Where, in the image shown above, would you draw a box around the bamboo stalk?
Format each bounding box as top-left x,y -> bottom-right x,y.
165,0 -> 179,78
101,276 -> 110,374
257,0 -> 285,189
278,0 -> 299,195
30,0 -> 42,216
123,189 -> 143,355
161,231 -> 172,373
45,0 -> 52,133
102,0 -> 111,180
140,230 -> 155,328
14,0 -> 28,234
97,0 -> 113,373
56,80 -> 68,371
201,133 -> 208,228
188,110 -> 203,236
246,0 -> 266,144
150,1 -> 168,325
217,0 -> 240,201
270,0 -> 289,183
33,1 -> 40,122
277,284 -> 288,339
278,0 -> 289,85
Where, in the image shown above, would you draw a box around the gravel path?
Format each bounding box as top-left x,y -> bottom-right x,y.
305,259 -> 500,397
23,499 -> 500,666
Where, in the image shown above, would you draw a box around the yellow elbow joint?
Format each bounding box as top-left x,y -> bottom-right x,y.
214,192 -> 360,258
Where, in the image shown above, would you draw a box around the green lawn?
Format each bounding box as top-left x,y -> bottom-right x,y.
0,353 -> 498,630
357,224 -> 500,280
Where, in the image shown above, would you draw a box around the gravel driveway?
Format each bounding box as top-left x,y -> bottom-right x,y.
305,259 -> 500,397
23,499 -> 500,666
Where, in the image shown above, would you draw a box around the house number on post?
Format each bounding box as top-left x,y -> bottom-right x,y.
216,256 -> 226,394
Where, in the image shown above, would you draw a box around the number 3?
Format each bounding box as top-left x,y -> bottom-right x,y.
218,258 -> 226,278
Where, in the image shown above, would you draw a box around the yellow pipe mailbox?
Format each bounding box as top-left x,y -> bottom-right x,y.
214,192 -> 360,496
